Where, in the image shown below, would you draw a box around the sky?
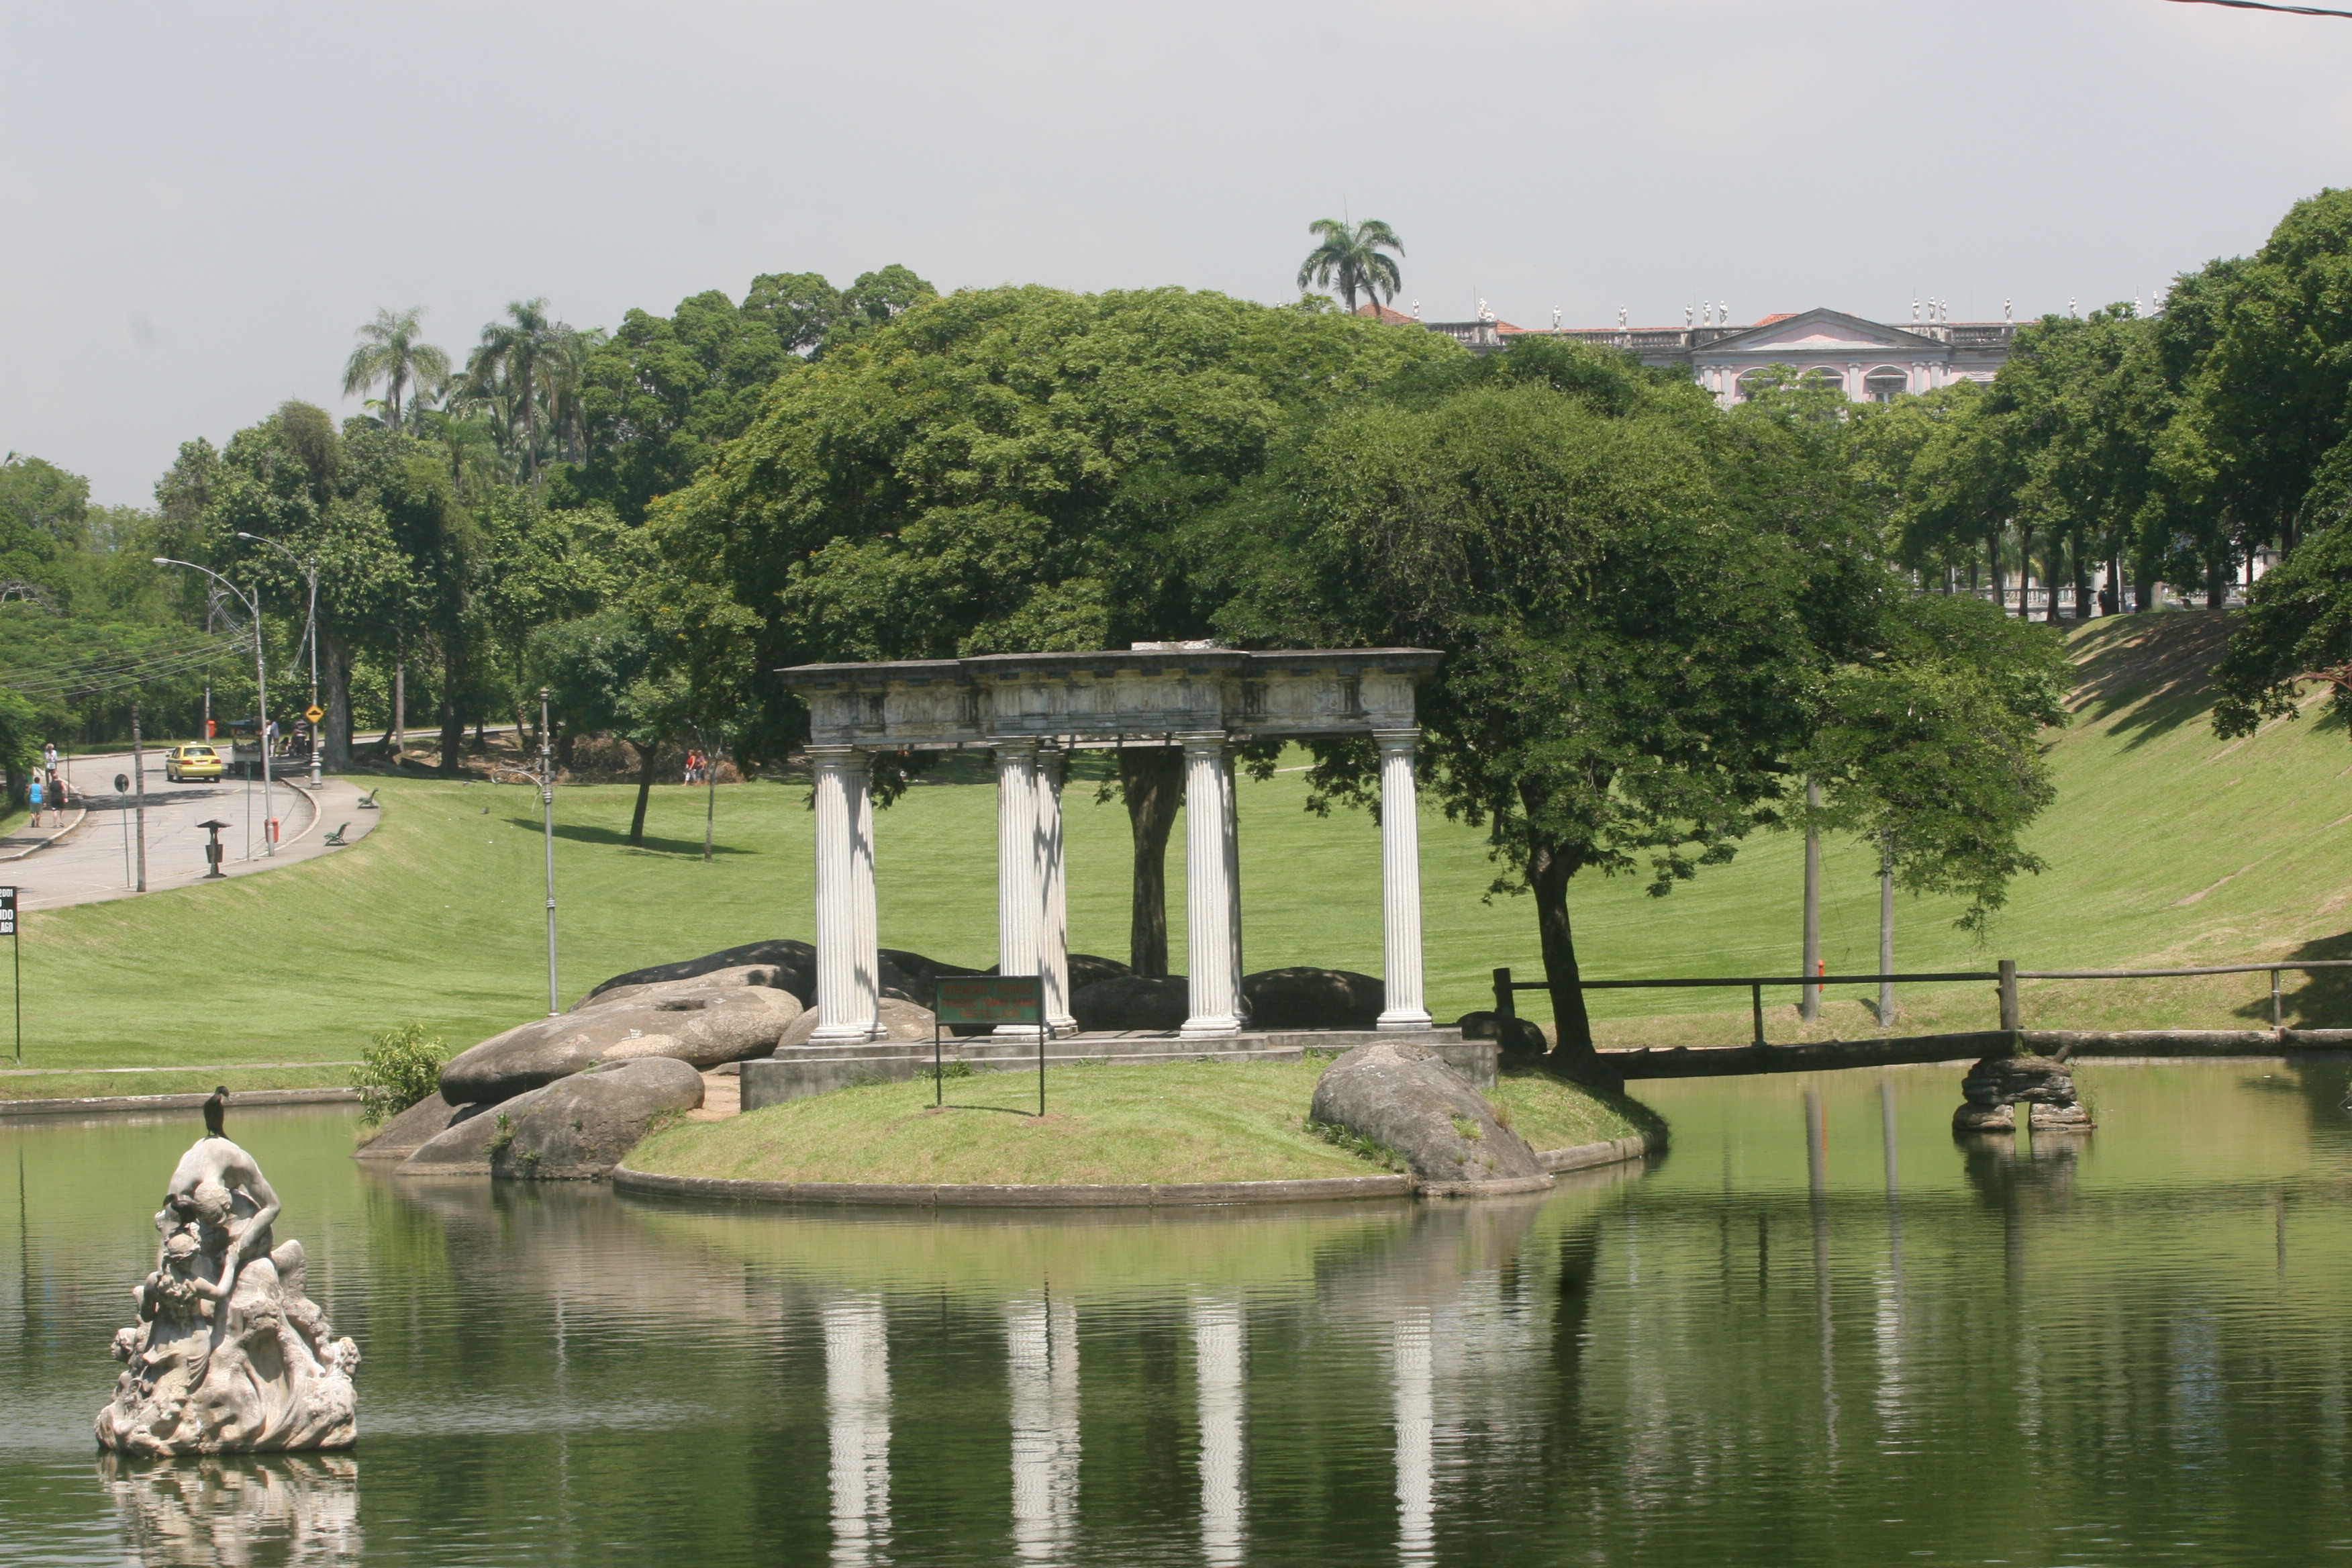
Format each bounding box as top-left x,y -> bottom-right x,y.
5,0 -> 2352,505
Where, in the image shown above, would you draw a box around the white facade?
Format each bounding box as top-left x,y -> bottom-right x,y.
1404,306 -> 2020,407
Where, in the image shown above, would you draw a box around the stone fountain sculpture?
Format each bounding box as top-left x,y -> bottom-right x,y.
96,1120 -> 359,1455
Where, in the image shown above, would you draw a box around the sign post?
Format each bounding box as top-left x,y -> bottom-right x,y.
932,975 -> 1051,1116
1,886 -> 19,1064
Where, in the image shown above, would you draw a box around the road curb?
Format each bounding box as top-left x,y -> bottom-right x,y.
0,807 -> 88,863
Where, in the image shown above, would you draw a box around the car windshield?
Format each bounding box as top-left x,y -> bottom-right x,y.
185,748 -> 214,757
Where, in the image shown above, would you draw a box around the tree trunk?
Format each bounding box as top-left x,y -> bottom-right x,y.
2070,530 -> 2092,622
628,738 -> 661,846
1986,531 -> 2006,612
321,628 -> 353,771
2207,552 -> 2228,609
1120,747 -> 1184,975
437,637 -> 465,775
1528,833 -> 1610,1084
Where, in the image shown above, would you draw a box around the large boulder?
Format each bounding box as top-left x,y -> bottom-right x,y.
491,1057 -> 704,1179
1455,1010 -> 1549,1064
877,948 -> 988,1006
352,1091 -> 481,1162
774,996 -> 940,1050
1071,974 -> 1189,1032
1069,953 -> 1134,993
582,963 -> 796,1012
1309,1041 -> 1549,1194
579,940 -> 815,1007
440,985 -> 801,1104
401,1059 -> 702,1179
1243,967 -> 1385,1030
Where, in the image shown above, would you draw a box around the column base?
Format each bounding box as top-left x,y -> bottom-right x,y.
1046,1014 -> 1079,1038
810,1022 -> 877,1046
1181,1015 -> 1242,1038
1376,1009 -> 1436,1031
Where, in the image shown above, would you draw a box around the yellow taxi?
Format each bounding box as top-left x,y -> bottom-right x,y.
163,744 -> 225,782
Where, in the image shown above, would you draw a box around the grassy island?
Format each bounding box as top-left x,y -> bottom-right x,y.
625,1059 -> 1655,1188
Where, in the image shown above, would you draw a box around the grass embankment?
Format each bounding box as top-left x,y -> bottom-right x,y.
12,607 -> 2352,1090
626,1059 -> 1650,1186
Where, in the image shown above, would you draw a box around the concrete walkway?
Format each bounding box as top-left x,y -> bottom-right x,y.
10,750 -> 384,912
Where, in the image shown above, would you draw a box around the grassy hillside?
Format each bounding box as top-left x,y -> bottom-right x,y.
5,607 -> 2347,1084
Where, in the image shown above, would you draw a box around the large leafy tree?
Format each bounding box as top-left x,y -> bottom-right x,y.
1296,218 -> 1404,314
657,283 -> 1458,969
342,307 -> 450,436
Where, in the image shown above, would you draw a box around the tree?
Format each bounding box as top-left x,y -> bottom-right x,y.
2212,442 -> 2352,737
656,283 -> 1459,970
342,307 -> 450,436
465,299 -> 571,498
1295,218 -> 1404,315
529,605 -> 694,844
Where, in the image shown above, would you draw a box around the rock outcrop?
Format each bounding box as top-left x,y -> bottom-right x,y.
1454,1010 -> 1550,1064
350,1092 -> 477,1163
1243,967 -> 1385,1030
97,1136 -> 359,1455
1953,1053 -> 2094,1132
440,984 -> 800,1104
1308,1041 -> 1549,1195
1071,974 -> 1191,1031
581,940 -> 816,1007
774,996 -> 940,1049
403,1058 -> 704,1178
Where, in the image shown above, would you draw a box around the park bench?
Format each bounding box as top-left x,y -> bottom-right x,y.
323,823 -> 350,846
356,787 -> 380,809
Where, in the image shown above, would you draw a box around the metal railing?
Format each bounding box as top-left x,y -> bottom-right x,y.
1491,959 -> 2352,1049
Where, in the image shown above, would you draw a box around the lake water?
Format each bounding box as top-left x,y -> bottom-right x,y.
5,1059 -> 2351,1567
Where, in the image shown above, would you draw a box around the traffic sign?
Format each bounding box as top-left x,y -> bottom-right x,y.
303,705 -> 324,724
0,885 -> 17,936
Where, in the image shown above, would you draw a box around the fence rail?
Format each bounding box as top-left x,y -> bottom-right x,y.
1492,959 -> 2352,1049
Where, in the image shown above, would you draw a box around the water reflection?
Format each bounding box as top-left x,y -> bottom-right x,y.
99,1453 -> 359,1567
1189,1297 -> 1245,1567
822,1294 -> 892,1566
1005,1290 -> 1079,1564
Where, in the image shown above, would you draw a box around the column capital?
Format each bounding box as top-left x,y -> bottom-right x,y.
993,738 -> 1040,758
1371,727 -> 1420,753
1177,731 -> 1228,758
807,744 -> 870,765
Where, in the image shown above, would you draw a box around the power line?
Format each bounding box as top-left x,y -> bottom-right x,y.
2163,0 -> 2352,17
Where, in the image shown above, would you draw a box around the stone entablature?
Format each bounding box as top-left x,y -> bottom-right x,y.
786,648 -> 1442,749
777,646 -> 1443,1046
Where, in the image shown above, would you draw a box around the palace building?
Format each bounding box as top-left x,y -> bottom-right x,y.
1358,303 -> 2020,405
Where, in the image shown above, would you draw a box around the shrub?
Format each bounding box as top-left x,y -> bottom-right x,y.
352,1022 -> 450,1126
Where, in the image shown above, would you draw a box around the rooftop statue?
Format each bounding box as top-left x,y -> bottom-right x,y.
97,1106 -> 358,1455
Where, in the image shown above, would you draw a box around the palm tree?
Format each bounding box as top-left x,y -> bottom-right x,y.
1296,218 -> 1405,315
467,299 -> 566,497
342,307 -> 449,436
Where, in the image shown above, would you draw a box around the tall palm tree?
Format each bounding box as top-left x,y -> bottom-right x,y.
1296,218 -> 1405,315
467,299 -> 565,497
342,307 -> 449,436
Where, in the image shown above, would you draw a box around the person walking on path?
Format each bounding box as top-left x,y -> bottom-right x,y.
28,773 -> 46,828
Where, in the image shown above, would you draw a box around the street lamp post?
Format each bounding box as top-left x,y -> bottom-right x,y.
494,687 -> 561,1015
237,534 -> 321,789
153,558 -> 274,856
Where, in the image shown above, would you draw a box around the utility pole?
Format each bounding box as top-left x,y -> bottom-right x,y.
130,703 -> 147,893
541,689 -> 558,1014
151,558 -> 271,854
237,534 -> 319,788
1800,777 -> 1822,1022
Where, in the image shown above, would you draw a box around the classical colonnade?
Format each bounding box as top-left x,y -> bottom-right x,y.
782,647 -> 1444,1042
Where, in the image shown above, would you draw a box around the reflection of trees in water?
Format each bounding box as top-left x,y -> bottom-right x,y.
1955,1129 -> 2084,1214
99,1453 -> 359,1568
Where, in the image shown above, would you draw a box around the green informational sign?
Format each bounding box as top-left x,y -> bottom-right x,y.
934,975 -> 1044,1028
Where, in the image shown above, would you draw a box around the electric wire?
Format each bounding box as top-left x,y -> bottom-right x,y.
2163,0 -> 2352,16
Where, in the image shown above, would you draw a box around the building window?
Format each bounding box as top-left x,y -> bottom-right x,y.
1863,366 -> 1909,402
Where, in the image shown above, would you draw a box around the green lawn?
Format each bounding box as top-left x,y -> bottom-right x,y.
626,1058 -> 1649,1185
6,607 -> 2349,1087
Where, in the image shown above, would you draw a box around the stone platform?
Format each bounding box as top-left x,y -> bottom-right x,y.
739,1026 -> 1483,1112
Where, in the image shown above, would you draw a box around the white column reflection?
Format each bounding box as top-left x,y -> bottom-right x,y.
1191,1297 -> 1247,1566
1006,1291 -> 1080,1563
1393,1309 -> 1435,1568
824,1294 -> 893,1567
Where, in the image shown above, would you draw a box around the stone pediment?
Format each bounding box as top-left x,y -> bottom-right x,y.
1706,308 -> 1940,356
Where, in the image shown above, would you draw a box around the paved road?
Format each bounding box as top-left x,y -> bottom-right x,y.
0,750 -> 383,912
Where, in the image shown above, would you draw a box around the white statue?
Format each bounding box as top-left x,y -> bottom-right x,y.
1685,305 -> 1694,328
96,1132 -> 358,1455
2005,298 -> 2013,322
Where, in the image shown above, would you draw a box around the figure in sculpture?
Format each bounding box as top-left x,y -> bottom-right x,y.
96,1128 -> 357,1455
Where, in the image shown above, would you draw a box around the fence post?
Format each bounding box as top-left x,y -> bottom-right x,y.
1751,983 -> 1766,1048
2273,967 -> 2284,1031
1998,959 -> 2020,1034
1492,967 -> 1515,1023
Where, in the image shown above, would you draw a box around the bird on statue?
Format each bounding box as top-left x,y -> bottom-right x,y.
203,1086 -> 228,1139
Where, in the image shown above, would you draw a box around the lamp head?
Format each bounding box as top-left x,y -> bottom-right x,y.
235,532 -> 256,540
150,557 -> 168,567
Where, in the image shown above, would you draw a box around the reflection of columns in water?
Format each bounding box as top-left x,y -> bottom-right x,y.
1006,1292 -> 1080,1563
1191,1297 -> 1247,1567
1874,1077 -> 1908,1432
1392,1310 -> 1435,1567
824,1294 -> 893,1566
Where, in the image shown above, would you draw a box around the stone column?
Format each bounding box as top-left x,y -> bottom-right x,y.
1181,733 -> 1242,1036
811,747 -> 879,1044
995,741 -> 1043,1035
1038,748 -> 1076,1036
1220,745 -> 1245,1024
1375,730 -> 1432,1030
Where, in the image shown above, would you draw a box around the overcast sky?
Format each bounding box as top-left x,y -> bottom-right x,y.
5,0 -> 2351,505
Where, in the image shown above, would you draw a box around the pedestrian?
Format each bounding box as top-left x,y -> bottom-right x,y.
42,740 -> 58,775
46,770 -> 64,824
27,773 -> 44,828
